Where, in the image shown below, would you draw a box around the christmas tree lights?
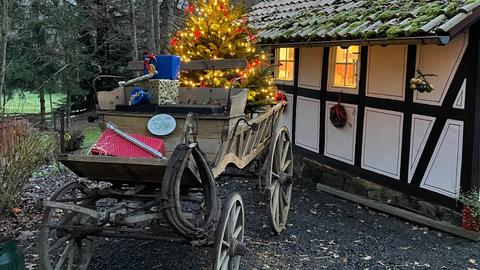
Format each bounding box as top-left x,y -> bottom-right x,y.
171,0 -> 280,108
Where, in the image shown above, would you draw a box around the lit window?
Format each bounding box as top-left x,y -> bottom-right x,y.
332,46 -> 360,88
275,48 -> 294,81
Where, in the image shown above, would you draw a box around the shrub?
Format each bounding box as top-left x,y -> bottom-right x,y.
0,129 -> 55,214
459,190 -> 480,218
64,129 -> 85,152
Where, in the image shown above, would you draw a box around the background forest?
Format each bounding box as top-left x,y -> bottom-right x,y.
0,0 -> 260,127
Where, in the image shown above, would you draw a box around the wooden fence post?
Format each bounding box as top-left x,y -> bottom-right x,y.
59,111 -> 65,153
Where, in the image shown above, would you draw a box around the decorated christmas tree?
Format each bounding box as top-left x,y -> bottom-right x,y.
170,0 -> 281,108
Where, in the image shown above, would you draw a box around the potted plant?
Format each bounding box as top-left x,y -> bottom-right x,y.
458,190 -> 480,231
0,235 -> 25,270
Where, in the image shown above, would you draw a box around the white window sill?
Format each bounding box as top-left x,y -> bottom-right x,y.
328,85 -> 359,95
275,80 -> 294,86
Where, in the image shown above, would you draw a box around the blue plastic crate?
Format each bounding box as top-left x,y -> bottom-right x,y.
144,55 -> 181,80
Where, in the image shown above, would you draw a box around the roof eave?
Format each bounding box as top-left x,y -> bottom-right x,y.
258,36 -> 451,48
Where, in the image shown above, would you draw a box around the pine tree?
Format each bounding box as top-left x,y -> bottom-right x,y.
170,0 -> 278,107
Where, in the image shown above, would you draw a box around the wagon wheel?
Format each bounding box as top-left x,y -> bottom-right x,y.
39,182 -> 96,270
266,126 -> 293,234
213,193 -> 246,270
162,144 -> 220,243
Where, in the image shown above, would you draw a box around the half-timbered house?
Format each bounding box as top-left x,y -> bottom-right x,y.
248,0 -> 480,213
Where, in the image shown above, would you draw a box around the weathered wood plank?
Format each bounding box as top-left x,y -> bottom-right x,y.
58,154 -> 167,166
212,140 -> 270,178
97,87 -> 126,110
181,58 -> 248,71
128,58 -> 248,72
58,154 -> 168,184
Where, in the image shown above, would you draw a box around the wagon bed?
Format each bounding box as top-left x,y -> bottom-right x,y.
59,100 -> 285,181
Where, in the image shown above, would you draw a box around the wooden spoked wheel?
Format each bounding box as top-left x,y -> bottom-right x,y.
213,193 -> 246,270
266,127 -> 293,234
39,182 -> 96,270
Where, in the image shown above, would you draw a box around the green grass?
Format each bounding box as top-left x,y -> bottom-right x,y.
4,92 -> 65,114
81,127 -> 102,149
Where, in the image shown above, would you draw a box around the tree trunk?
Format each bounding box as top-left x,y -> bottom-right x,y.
153,0 -> 160,53
39,88 -> 46,129
145,0 -> 155,51
159,0 -> 174,54
0,0 -> 9,112
49,91 -> 53,115
129,0 -> 138,61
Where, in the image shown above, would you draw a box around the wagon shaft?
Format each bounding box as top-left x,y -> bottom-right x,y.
46,224 -> 189,243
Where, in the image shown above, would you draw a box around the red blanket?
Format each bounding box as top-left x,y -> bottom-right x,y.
91,129 -> 165,158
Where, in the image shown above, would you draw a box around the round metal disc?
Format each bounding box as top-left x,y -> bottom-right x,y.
148,114 -> 176,136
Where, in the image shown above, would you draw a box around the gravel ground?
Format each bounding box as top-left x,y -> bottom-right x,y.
5,167 -> 480,270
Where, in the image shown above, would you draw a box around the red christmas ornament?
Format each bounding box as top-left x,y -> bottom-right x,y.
220,2 -> 228,16
169,36 -> 178,47
194,29 -> 202,41
274,92 -> 286,102
189,2 -> 195,14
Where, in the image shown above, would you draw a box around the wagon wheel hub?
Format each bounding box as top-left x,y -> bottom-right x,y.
277,171 -> 293,186
229,239 -> 247,257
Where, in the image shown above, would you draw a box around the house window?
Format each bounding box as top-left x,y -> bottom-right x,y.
332,46 -> 360,88
275,48 -> 295,81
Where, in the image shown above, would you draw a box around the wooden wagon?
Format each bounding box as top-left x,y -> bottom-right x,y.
38,59 -> 294,270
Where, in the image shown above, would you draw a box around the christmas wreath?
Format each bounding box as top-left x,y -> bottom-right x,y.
329,93 -> 349,128
330,103 -> 348,128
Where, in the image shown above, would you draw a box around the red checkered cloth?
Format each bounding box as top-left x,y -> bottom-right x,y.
91,129 -> 165,158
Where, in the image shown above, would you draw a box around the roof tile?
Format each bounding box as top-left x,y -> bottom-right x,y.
248,0 -> 480,44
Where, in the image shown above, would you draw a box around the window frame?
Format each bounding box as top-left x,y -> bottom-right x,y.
274,47 -> 295,85
328,46 -> 361,94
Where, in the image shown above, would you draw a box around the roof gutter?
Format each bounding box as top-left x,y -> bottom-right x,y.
259,36 -> 451,48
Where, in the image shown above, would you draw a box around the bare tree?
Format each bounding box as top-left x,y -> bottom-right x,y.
153,0 -> 160,52
159,0 -> 174,53
145,0 -> 155,51
129,0 -> 138,60
0,0 -> 8,111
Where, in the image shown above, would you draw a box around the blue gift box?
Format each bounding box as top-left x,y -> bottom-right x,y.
144,55 -> 181,80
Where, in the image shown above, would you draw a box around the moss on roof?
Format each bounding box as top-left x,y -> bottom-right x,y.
248,0 -> 480,43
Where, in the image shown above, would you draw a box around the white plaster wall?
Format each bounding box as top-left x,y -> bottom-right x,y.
421,119 -> 463,198
414,33 -> 468,106
408,114 -> 436,182
453,79 -> 466,109
366,45 -> 407,101
362,108 -> 403,179
325,101 -> 357,164
298,47 -> 323,90
295,96 -> 320,152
